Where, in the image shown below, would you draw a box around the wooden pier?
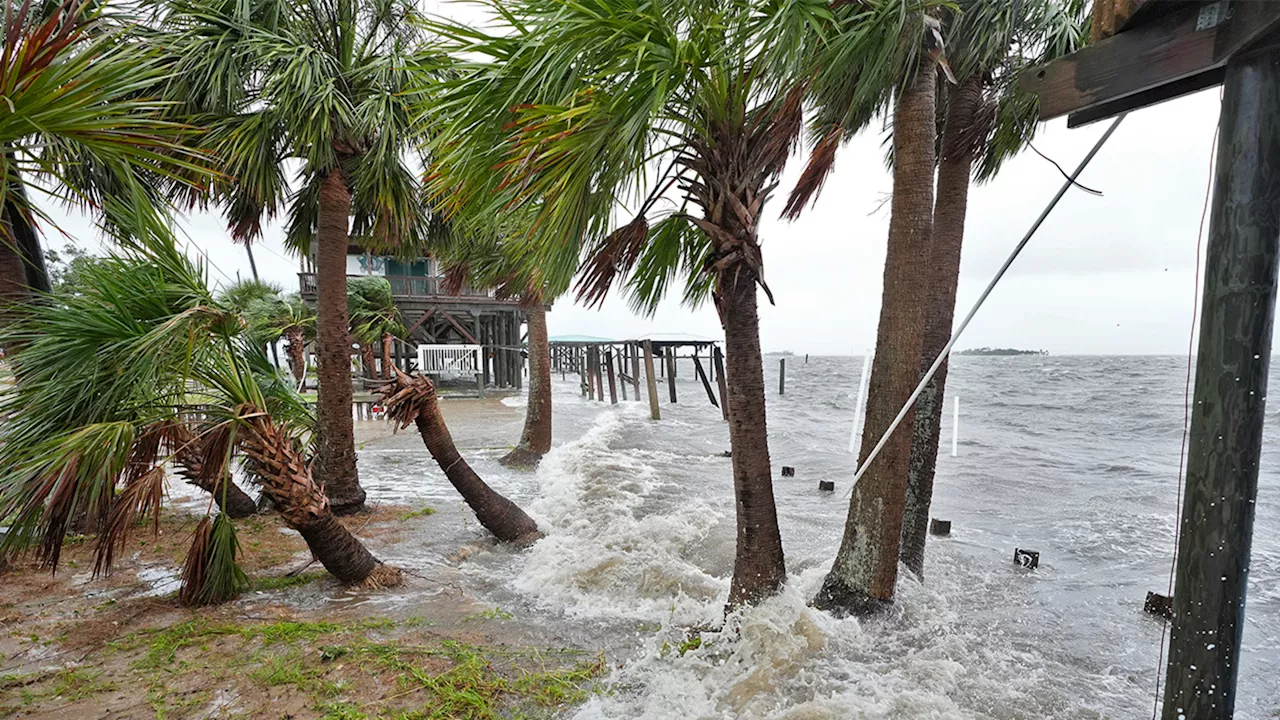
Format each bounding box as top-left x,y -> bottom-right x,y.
549,334 -> 726,419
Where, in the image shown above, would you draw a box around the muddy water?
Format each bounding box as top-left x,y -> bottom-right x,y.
340,356 -> 1277,718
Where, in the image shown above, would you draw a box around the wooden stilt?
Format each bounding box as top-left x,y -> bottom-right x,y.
713,346 -> 729,421
617,348 -> 628,401
605,349 -> 618,404
666,351 -> 677,403
779,358 -> 786,395
643,341 -> 661,420
595,345 -> 605,402
631,343 -> 641,399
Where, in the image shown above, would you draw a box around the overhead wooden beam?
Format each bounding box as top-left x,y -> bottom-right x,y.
1021,1 -> 1280,127
403,309 -> 435,339
439,310 -> 479,345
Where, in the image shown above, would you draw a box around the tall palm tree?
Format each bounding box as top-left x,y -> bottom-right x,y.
425,0 -> 851,607
1,0 -> 204,309
0,236 -> 400,598
157,0 -> 441,514
898,0 -> 1086,578
435,230 -> 561,468
784,0 -> 951,615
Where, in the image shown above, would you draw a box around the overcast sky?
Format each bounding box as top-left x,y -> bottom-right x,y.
49,60 -> 1225,357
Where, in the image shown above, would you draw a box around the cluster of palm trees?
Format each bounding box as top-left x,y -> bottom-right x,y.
0,0 -> 1086,613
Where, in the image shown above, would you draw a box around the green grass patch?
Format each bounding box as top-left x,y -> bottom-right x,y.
461,607 -> 514,623
399,507 -> 436,521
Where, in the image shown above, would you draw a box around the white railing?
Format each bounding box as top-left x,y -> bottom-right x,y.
417,344 -> 482,377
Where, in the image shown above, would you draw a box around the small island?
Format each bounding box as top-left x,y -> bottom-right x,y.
955,347 -> 1048,357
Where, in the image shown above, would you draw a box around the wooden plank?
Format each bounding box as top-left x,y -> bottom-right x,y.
404,309 -> 435,339
692,355 -> 719,408
1025,1 -> 1280,125
630,344 -> 641,399
666,352 -> 677,403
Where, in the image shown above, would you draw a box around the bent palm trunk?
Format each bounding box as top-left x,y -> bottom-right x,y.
816,63 -> 938,616
237,407 -> 400,586
381,333 -> 393,379
501,304 -> 552,468
313,168 -> 365,514
361,343 -> 377,380
378,369 -> 541,544
172,429 -> 259,519
900,74 -> 982,578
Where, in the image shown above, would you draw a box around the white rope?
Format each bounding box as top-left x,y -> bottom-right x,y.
845,113 -> 1127,497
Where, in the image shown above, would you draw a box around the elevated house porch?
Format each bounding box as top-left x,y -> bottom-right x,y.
299,247 -> 527,390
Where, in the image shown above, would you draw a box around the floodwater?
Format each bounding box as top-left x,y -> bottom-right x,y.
352,355 -> 1280,719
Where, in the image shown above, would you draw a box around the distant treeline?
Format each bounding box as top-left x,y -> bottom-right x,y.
955,347 -> 1048,356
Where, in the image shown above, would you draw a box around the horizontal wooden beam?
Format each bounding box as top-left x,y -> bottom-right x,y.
1021,1 -> 1280,126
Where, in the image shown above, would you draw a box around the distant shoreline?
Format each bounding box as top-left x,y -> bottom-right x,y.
955,347 -> 1048,357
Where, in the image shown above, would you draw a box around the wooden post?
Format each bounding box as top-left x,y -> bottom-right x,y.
643,341 -> 661,420
1162,48 -> 1280,720
631,343 -> 641,399
692,355 -> 719,408
713,346 -> 729,421
605,349 -> 618,404
617,348 -> 628,401
594,346 -> 605,402
665,351 -> 677,403
586,346 -> 596,399
779,358 -> 786,395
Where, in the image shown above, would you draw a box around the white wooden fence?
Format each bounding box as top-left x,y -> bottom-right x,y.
417,344 -> 483,377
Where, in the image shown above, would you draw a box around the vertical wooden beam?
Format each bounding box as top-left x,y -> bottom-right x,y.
605,349 -> 618,404
666,351 -> 677,403
1162,48 -> 1280,720
779,358 -> 786,395
713,346 -> 729,421
579,346 -> 588,396
587,346 -> 597,400
617,347 -> 628,401
643,341 -> 660,420
595,344 -> 605,402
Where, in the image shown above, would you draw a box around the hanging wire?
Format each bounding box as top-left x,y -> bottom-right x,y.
845,112 -> 1127,497
1151,94 -> 1221,720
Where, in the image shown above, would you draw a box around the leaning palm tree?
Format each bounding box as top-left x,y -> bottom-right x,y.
0,236 -> 400,601
784,0 -> 952,615
425,0 -> 852,606
155,0 -> 442,514
1,0 -> 204,307
895,0 -> 1087,578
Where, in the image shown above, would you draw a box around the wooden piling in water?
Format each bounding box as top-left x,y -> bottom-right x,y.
643,341 -> 661,420
693,355 -> 718,408
713,346 -> 729,421
666,352 -> 677,403
631,343 -> 641,399
779,358 -> 786,395
605,349 -> 618,405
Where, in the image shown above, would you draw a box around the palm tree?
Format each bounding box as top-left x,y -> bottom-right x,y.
378,367 -> 542,544
424,0 -> 849,607
435,231 -> 560,467
249,293 -> 316,384
347,276 -> 403,381
898,0 -> 1086,578
783,0 -> 951,615
0,236 -> 400,601
1,0 -> 204,309
157,0 -> 439,514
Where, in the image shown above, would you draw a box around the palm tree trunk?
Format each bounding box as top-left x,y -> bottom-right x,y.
381,333 -> 393,379
285,327 -> 307,383
239,410 -> 399,586
379,370 -> 541,544
501,304 -> 552,467
312,169 -> 365,515
900,74 -> 982,578
170,424 -> 259,519
0,159 -> 49,316
361,343 -> 377,380
721,266 -> 787,607
815,63 -> 938,616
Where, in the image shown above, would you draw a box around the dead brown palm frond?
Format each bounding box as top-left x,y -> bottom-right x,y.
441,263 -> 470,296
782,125 -> 843,220
93,465 -> 165,577
947,90 -> 997,162
177,514 -> 246,606
755,83 -> 807,179
573,216 -> 649,308
179,517 -> 214,606
373,366 -> 437,429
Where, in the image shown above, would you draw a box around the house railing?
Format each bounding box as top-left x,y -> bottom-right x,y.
298,273 -> 495,299
418,344 -> 483,377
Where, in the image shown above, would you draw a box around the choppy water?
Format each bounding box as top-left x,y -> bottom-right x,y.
358,355 -> 1280,719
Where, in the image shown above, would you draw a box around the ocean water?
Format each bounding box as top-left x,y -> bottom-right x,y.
358,355 -> 1280,719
